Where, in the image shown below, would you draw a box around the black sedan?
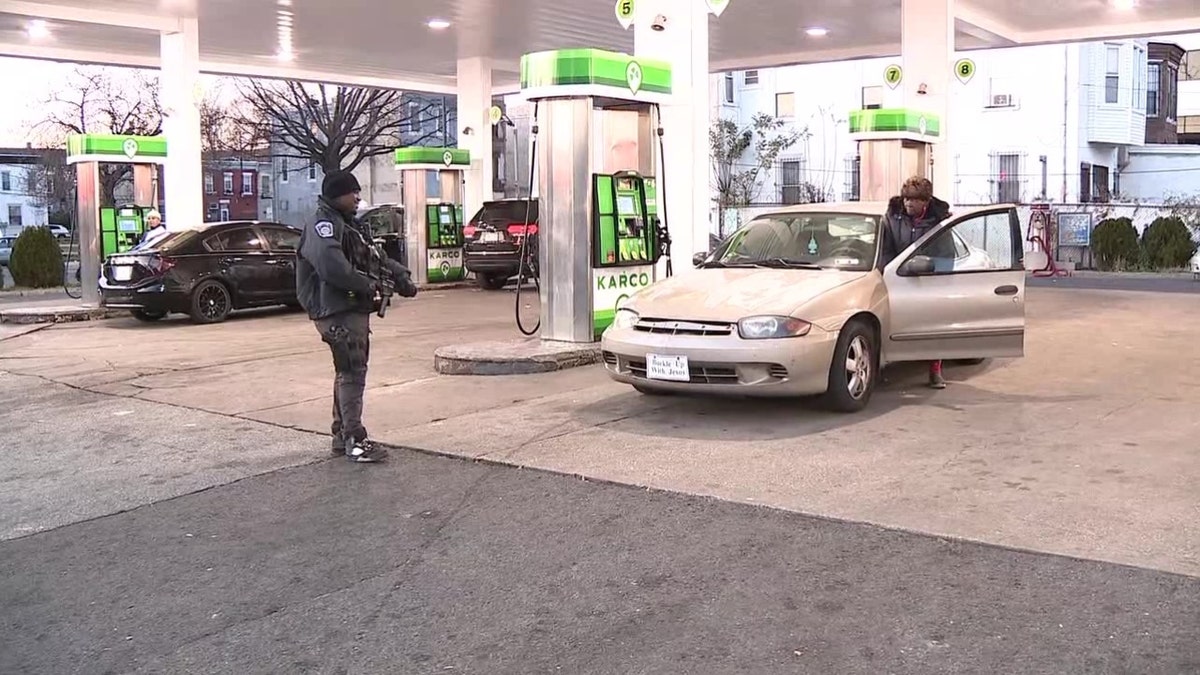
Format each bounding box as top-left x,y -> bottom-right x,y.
99,220 -> 302,324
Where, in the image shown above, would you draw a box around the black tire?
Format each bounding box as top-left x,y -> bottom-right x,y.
477,273 -> 508,290
131,309 -> 166,322
821,319 -> 878,413
189,279 -> 232,324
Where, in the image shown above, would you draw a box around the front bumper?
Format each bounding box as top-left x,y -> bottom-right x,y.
600,322 -> 840,397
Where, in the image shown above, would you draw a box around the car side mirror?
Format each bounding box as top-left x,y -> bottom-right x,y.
1023,250 -> 1049,271
692,252 -> 708,267
901,255 -> 935,276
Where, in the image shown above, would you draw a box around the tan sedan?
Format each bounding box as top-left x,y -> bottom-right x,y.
600,202 -> 1046,412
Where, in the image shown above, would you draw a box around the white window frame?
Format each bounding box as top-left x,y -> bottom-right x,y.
723,72 -> 735,104
222,171 -> 234,195
744,70 -> 759,86
241,172 -> 254,196
1104,43 -> 1121,105
204,173 -> 215,194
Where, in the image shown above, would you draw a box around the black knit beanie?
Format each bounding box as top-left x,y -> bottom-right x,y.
322,170 -> 361,200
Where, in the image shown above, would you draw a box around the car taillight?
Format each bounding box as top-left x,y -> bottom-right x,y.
463,224 -> 477,237
506,223 -> 538,237
151,255 -> 176,274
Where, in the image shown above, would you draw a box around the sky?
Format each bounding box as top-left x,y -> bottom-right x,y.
3,31 -> 1200,148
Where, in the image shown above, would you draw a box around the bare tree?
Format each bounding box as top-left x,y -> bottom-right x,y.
710,113 -> 803,236
22,152 -> 75,225
31,66 -> 164,206
236,80 -> 450,173
200,93 -> 271,165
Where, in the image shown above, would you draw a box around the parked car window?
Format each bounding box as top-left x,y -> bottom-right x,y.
709,212 -> 880,272
214,227 -> 266,252
261,227 -> 301,251
916,212 -> 1016,274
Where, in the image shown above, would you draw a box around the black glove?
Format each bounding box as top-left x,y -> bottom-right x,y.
386,259 -> 419,298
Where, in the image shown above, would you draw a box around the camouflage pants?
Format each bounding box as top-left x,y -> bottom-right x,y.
315,311 -> 371,447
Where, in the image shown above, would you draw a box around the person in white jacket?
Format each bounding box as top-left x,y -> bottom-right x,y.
138,210 -> 168,248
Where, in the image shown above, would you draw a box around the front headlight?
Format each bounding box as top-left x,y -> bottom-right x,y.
612,308 -> 640,330
737,315 -> 812,339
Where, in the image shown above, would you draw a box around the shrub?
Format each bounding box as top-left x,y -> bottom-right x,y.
1090,217 -> 1140,271
1140,216 -> 1197,270
9,226 -> 64,288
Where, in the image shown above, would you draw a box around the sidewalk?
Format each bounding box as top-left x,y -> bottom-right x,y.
2,285 -> 1199,579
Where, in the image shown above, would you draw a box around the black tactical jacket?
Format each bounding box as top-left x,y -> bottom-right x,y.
295,198 -> 376,319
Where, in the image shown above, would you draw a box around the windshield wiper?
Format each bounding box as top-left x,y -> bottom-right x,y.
699,260 -> 756,269
748,258 -> 823,269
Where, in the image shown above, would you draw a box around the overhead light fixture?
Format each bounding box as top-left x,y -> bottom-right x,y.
27,19 -> 50,39
805,27 -> 829,37
276,48 -> 294,61
427,18 -> 451,30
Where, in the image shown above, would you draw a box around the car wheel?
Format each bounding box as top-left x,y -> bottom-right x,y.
477,274 -> 508,290
131,309 -> 166,322
822,319 -> 877,413
189,280 -> 232,324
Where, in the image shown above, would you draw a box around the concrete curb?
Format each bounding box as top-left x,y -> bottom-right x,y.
0,306 -> 125,325
434,338 -> 602,375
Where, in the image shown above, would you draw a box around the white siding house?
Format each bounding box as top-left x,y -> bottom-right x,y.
710,38 -> 1192,209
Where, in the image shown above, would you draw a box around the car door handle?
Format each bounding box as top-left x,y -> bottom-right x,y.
994,285 -> 1019,296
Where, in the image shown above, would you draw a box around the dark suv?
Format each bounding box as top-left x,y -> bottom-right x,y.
462,199 -> 539,290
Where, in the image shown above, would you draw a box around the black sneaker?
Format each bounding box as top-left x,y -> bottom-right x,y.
345,438 -> 388,463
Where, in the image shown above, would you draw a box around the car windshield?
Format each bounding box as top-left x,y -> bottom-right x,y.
705,212 -> 880,272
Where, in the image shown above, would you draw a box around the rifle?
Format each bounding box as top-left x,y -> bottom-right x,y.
367,245 -> 396,318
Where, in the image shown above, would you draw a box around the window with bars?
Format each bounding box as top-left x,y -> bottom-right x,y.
990,153 -> 1022,204
844,156 -> 861,201
779,159 -> 805,204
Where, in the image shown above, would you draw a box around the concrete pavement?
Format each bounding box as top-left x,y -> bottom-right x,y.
2,281 -> 1198,671
3,449 -> 1198,675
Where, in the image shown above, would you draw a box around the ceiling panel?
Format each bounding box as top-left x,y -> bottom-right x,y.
0,0 -> 1196,90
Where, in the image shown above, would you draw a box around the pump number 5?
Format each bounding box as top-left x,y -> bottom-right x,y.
615,0 -> 635,29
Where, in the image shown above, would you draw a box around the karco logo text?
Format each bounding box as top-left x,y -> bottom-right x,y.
596,272 -> 650,290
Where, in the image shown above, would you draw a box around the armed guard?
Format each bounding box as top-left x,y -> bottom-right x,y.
296,170 -> 418,463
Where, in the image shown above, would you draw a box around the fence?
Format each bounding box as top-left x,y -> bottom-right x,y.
709,201 -> 1200,268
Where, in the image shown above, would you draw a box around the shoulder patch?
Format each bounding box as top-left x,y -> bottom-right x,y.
314,221 -> 335,238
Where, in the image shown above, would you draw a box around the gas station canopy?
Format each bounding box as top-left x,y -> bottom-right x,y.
0,0 -> 1198,92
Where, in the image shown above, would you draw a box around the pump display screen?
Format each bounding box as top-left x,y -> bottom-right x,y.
616,195 -> 637,214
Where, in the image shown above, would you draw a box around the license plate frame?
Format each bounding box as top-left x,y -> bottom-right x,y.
481,232 -> 504,243
112,265 -> 133,281
646,354 -> 690,382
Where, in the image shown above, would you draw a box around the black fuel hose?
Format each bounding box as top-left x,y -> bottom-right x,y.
63,194 -> 82,299
514,101 -> 541,337
652,103 -> 673,278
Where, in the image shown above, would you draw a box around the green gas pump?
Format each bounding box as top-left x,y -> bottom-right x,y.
590,170 -> 663,336
99,204 -> 148,257
424,202 -> 467,282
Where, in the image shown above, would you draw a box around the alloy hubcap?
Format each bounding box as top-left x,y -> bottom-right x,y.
845,336 -> 871,399
201,287 -> 227,318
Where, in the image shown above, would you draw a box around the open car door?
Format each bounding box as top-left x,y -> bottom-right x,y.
882,205 -> 1033,363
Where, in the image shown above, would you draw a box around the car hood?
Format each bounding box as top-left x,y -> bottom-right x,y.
628,268 -> 869,322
